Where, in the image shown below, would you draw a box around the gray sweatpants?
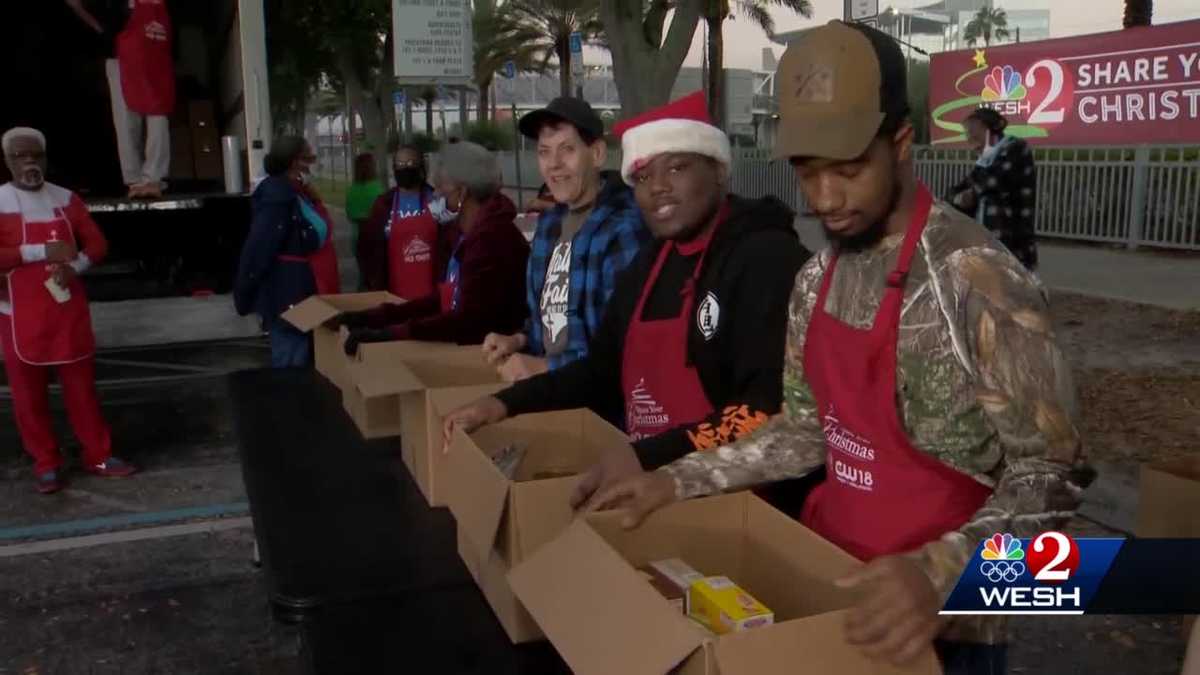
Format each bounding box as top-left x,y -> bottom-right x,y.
105,58 -> 170,186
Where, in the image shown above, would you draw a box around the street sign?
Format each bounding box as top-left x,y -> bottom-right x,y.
569,31 -> 584,81
501,60 -> 516,79
393,90 -> 406,106
845,0 -> 878,22
392,0 -> 473,86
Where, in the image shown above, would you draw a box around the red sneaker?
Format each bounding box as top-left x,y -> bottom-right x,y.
36,471 -> 65,494
84,457 -> 139,478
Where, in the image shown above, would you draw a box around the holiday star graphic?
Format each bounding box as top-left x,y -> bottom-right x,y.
973,49 -> 987,68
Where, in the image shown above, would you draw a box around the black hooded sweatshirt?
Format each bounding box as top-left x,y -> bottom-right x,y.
497,194 -> 811,469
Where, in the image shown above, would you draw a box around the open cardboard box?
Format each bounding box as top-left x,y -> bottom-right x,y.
1136,455 -> 1200,640
444,409 -> 633,642
399,382 -> 507,505
343,345 -> 499,444
1137,455 -> 1200,538
508,492 -> 943,675
281,291 -> 402,388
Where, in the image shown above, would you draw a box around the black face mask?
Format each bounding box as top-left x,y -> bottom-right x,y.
394,167 -> 424,189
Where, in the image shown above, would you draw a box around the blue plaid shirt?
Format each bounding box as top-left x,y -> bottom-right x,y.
525,174 -> 649,369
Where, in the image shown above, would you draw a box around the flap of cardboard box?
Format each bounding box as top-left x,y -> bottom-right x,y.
508,518 -> 705,675
355,339 -> 462,365
347,359 -> 426,399
445,426 -> 512,561
281,292 -> 401,333
711,610 -> 942,675
426,384 -> 508,420
1137,455 -> 1200,538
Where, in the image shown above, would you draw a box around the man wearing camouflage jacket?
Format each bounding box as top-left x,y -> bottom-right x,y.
586,22 -> 1092,675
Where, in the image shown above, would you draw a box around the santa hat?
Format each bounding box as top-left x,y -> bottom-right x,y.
613,91 -> 731,186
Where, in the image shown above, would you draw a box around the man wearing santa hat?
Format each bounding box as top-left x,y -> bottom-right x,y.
443,91 -> 810,507
1,127 -> 137,494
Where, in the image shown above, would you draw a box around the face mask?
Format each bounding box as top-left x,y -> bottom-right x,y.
394,167 -> 424,189
428,194 -> 460,225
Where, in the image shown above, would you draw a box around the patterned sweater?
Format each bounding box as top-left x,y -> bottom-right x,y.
662,199 -> 1091,644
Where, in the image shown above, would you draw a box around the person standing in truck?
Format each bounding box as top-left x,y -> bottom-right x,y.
64,0 -> 174,199
234,136 -> 335,368
1,128 -> 138,494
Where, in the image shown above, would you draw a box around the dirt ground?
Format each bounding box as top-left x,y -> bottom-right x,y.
1053,292 -> 1200,465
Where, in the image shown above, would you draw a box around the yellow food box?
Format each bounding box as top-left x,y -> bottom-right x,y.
687,576 -> 774,635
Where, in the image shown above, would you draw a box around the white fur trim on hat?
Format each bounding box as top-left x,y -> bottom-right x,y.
620,119 -> 731,185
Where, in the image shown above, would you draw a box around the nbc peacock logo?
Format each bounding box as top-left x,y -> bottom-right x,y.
981,65 -> 1028,102
979,533 -> 1027,583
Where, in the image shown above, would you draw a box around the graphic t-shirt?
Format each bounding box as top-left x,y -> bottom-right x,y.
540,202 -> 592,356
386,191 -> 424,238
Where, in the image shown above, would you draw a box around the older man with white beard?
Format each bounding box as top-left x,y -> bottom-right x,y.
1,127 -> 136,494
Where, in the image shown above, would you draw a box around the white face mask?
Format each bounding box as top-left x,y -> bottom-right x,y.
428,194 -> 460,225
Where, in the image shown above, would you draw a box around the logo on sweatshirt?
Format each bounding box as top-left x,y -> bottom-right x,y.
696,292 -> 720,340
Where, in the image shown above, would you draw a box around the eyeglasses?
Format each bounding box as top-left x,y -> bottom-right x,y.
394,160 -> 421,168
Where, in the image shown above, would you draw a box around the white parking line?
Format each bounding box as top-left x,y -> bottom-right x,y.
0,517 -> 253,558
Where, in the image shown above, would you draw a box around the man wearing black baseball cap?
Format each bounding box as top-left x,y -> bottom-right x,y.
482,97 -> 648,381
586,21 -> 1090,675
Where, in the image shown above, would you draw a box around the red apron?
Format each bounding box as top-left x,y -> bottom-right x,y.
387,191 -> 438,301
799,185 -> 992,561
115,0 -> 176,116
621,230 -> 716,441
5,207 -> 96,366
300,190 -> 341,295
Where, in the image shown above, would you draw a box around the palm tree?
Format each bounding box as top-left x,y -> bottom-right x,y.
963,6 -> 1012,47
1123,0 -> 1153,28
505,0 -> 603,98
473,0 -> 546,122
705,0 -> 812,130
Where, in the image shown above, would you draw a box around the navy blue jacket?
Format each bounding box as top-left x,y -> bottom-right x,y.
234,176 -> 324,321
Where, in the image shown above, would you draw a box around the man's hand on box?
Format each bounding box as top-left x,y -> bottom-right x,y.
482,332 -> 525,366
497,353 -> 547,383
570,444 -> 644,511
835,555 -> 945,666
441,396 -> 508,449
342,327 -> 393,355
579,469 -> 678,530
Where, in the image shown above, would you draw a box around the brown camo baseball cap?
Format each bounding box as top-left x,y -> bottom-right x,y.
774,20 -> 910,161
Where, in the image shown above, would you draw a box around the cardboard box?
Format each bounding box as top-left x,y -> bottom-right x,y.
399,379 -> 507,505
1137,456 -> 1200,643
342,345 -> 498,443
508,492 -> 943,675
444,409 -> 634,642
1137,455 -> 1200,538
280,292 -> 404,388
457,526 -> 543,644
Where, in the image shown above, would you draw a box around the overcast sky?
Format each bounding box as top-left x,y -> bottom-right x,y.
582,0 -> 1200,71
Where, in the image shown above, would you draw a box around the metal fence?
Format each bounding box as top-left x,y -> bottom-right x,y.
730,146 -> 1200,251
488,146 -> 1200,251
